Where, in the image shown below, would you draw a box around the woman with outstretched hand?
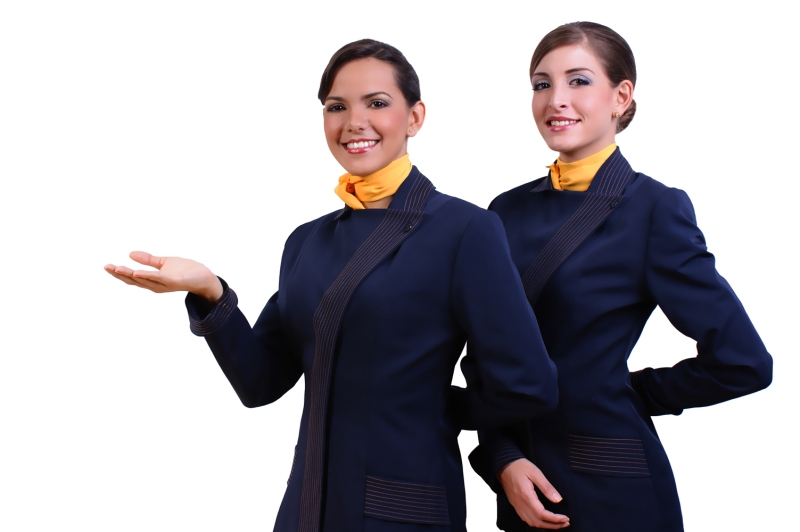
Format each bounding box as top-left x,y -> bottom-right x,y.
106,39 -> 558,532
469,22 -> 773,531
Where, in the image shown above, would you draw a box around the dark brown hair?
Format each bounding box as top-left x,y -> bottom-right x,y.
318,39 -> 421,107
530,22 -> 637,133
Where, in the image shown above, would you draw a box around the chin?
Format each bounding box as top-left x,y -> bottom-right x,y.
545,139 -> 578,155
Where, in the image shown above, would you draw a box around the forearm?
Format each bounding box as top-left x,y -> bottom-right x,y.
187,284 -> 302,407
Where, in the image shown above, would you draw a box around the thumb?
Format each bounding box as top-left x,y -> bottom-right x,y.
529,468 -> 562,504
129,251 -> 165,269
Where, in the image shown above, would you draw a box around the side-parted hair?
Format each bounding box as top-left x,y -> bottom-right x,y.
318,39 -> 421,107
531,22 -> 637,133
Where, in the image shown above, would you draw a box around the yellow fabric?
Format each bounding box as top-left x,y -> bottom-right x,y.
548,143 -> 617,192
335,154 -> 413,210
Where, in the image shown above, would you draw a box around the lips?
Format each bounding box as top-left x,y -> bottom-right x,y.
545,116 -> 579,131
343,139 -> 379,154
549,119 -> 578,126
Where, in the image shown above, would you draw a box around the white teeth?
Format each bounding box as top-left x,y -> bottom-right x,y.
346,140 -> 378,149
550,120 -> 577,126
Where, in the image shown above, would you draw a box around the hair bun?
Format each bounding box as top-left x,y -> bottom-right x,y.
617,99 -> 636,133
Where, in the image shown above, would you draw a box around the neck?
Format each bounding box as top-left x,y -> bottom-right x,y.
363,196 -> 393,209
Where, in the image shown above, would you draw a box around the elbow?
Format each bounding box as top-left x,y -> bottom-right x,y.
725,352 -> 773,397
748,352 -> 773,393
241,399 -> 262,409
535,365 -> 560,414
236,388 -> 270,409
511,377 -> 559,419
531,381 -> 559,416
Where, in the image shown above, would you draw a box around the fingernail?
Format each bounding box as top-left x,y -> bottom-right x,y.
553,493 -> 562,502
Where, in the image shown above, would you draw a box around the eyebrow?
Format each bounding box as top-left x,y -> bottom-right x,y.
324,91 -> 394,103
532,67 -> 595,77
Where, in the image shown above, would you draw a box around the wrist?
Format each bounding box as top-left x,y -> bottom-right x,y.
198,275 -> 223,303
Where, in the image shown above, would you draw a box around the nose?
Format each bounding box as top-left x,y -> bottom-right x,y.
548,84 -> 569,111
346,108 -> 367,132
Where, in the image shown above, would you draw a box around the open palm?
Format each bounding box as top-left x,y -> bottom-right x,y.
104,251 -> 223,301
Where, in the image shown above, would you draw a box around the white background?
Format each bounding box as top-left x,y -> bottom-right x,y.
1,1 -> 796,530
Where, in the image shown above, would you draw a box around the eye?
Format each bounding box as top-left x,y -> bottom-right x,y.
532,80 -> 550,91
369,100 -> 389,108
569,76 -> 591,86
326,103 -> 345,112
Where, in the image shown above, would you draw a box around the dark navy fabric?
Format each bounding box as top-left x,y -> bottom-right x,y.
469,150 -> 773,532
185,168 -> 558,532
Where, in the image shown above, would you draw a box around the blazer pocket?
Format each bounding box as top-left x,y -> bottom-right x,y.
568,434 -> 651,477
364,475 -> 450,526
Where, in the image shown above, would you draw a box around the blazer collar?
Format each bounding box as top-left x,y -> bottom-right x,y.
336,166 -> 430,219
530,147 -> 633,196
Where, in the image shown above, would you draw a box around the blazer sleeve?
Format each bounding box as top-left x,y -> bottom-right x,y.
185,278 -> 302,408
632,188 -> 773,416
448,210 -> 558,430
468,424 -> 530,493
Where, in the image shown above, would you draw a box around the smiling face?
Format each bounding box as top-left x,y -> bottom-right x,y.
323,58 -> 425,176
531,44 -> 632,162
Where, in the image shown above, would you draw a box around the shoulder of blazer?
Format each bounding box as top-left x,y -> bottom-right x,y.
284,209 -> 340,249
623,173 -> 689,217
278,210 -> 340,281
488,177 -> 546,212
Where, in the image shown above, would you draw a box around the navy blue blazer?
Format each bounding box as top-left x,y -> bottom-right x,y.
469,149 -> 772,532
185,168 -> 558,532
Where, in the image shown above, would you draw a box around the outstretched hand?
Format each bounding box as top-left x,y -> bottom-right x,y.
104,251 -> 223,302
499,458 -> 570,529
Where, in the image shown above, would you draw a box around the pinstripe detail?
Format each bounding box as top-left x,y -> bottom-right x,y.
189,283 -> 238,336
522,149 -> 634,305
568,434 -> 650,477
364,476 -> 450,525
485,429 -> 527,477
288,446 -> 297,486
297,172 -> 435,532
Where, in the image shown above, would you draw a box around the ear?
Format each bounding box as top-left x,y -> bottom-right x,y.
614,80 -> 634,115
406,100 -> 426,137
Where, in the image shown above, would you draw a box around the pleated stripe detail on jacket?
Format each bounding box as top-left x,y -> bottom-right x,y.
297,171 -> 435,532
364,476 -> 451,525
188,279 -> 238,336
568,434 -> 651,477
523,148 -> 635,304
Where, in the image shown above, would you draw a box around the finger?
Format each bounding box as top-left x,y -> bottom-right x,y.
129,251 -> 165,269
131,269 -> 169,284
127,275 -> 170,293
519,485 -> 569,524
528,465 -> 563,504
106,269 -> 140,286
530,520 -> 570,530
111,264 -> 138,277
107,265 -> 163,290
514,503 -> 569,530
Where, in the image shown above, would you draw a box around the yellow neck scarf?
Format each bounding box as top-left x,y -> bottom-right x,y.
335,154 -> 413,210
548,143 -> 617,192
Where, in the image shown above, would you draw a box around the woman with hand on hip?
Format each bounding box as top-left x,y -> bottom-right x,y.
469,22 -> 772,531
105,39 -> 558,532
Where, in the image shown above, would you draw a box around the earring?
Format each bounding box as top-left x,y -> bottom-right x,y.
613,111 -> 620,118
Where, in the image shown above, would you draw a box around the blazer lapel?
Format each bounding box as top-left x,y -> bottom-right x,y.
521,148 -> 635,305
298,167 -> 435,532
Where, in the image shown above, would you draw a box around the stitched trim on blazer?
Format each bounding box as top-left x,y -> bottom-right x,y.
189,281 -> 238,336
287,446 -> 297,486
568,434 -> 651,477
364,475 -> 451,526
297,172 -> 435,532
522,148 -> 635,305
